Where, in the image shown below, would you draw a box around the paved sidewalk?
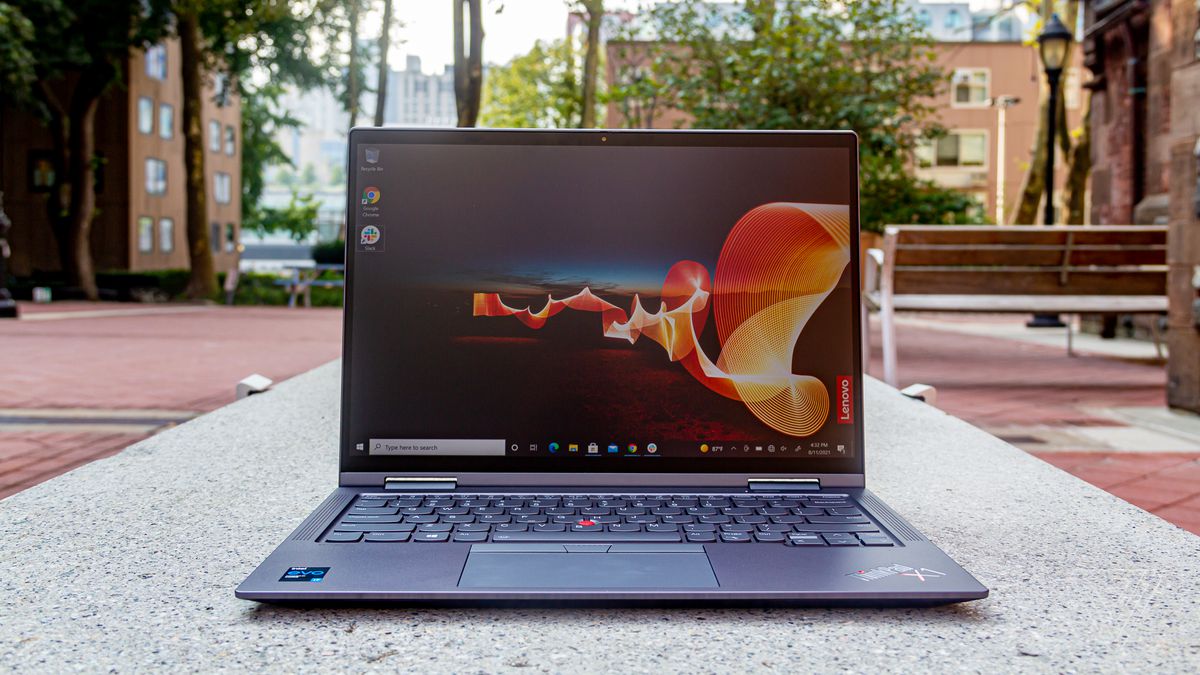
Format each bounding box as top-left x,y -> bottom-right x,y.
868,313 -> 1200,535
0,302 -> 342,499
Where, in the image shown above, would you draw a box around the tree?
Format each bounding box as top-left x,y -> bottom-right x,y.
0,2 -> 37,107
480,40 -> 584,128
373,0 -> 395,127
243,191 -> 319,243
171,0 -> 327,299
453,0 -> 484,127
574,0 -> 604,128
1010,0 -> 1089,224
314,0 -> 372,131
4,0 -> 171,300
622,0 -> 983,232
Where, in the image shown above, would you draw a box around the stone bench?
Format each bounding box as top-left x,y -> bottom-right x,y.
1,361 -> 1197,671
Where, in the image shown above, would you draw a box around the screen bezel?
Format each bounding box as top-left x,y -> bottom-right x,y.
339,128 -> 865,477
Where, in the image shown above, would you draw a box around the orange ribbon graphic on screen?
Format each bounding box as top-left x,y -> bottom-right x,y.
472,203 -> 851,436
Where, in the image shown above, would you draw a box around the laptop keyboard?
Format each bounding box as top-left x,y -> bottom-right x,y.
321,493 -> 894,547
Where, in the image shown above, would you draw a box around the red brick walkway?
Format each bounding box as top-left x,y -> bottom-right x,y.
0,302 -> 342,498
868,315 -> 1200,535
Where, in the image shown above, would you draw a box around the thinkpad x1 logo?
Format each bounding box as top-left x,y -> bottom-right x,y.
848,564 -> 947,582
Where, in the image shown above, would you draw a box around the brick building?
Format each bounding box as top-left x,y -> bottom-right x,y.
606,39 -> 1083,225
1083,0 -> 1200,412
0,38 -> 242,279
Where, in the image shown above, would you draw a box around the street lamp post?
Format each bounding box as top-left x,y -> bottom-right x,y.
1029,13 -> 1073,328
991,95 -> 1020,224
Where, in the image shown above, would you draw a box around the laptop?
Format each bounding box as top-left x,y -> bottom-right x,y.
236,128 -> 988,604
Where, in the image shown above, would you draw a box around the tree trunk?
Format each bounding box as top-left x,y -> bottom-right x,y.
179,11 -> 216,300
580,0 -> 604,128
1064,88 -> 1092,224
62,84 -> 102,300
1011,92 -> 1049,224
373,0 -> 393,127
453,0 -> 483,127
347,0 -> 361,128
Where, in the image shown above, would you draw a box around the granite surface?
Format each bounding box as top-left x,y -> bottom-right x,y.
2,361 -> 1198,673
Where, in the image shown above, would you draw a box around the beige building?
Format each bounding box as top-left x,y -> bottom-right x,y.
918,42 -> 1084,224
1,38 -> 241,279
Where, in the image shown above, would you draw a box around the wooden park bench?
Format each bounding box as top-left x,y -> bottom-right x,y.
862,225 -> 1169,387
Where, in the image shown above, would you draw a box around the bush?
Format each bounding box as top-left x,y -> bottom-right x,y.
311,240 -> 345,265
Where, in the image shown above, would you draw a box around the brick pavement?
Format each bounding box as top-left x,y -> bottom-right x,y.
867,315 -> 1200,535
0,302 -> 342,498
3,302 -> 1197,538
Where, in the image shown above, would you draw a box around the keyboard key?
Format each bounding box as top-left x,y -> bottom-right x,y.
342,514 -> 403,523
792,523 -> 878,533
417,523 -> 453,532
698,515 -> 731,524
571,523 -> 603,532
754,531 -> 785,542
645,523 -> 679,532
822,534 -> 859,546
826,508 -> 863,516
356,500 -> 388,509
533,523 -> 567,532
479,515 -> 511,524
756,523 -> 793,532
807,516 -> 870,524
324,531 -> 362,542
351,507 -> 399,516
858,534 -> 894,546
720,532 -> 751,543
771,515 -> 806,524
733,515 -> 767,524
662,515 -> 694,524
442,514 -> 475,523
608,523 -> 642,532
495,523 -> 528,532
491,532 -> 681,543
684,523 -> 717,532
334,523 -> 415,532
365,532 -> 410,542
720,524 -> 754,533
403,515 -> 439,524
785,534 -> 825,546
455,523 -> 491,532
413,532 -> 450,542
791,508 -> 824,516
452,532 -> 488,542
686,532 -> 716,543
399,507 -> 434,516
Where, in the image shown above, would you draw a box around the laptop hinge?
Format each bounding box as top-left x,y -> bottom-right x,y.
383,476 -> 458,491
748,478 -> 821,492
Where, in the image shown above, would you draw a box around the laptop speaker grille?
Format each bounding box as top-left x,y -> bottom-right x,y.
859,492 -> 925,542
291,492 -> 353,541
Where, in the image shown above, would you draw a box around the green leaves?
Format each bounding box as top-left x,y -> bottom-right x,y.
618,0 -> 985,231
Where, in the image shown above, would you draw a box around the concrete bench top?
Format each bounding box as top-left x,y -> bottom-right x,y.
2,361 -> 1198,671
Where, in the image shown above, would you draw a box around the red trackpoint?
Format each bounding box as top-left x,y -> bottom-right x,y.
578,519 -> 595,526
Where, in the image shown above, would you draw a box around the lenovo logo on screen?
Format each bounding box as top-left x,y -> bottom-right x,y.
836,376 -> 854,424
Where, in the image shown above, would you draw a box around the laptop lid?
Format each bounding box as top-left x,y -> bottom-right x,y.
339,129 -> 864,488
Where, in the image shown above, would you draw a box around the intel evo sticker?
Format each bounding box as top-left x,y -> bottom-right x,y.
280,566 -> 329,583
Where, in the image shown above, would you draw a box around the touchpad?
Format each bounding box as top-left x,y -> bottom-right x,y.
458,544 -> 719,588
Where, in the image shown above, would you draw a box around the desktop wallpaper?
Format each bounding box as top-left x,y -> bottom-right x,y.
346,141 -> 858,464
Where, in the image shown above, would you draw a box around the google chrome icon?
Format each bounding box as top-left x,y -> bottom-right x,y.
361,187 -> 381,204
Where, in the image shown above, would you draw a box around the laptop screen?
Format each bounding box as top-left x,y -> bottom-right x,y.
341,130 -> 862,475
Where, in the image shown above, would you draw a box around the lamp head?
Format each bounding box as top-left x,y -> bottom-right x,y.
1038,13 -> 1073,73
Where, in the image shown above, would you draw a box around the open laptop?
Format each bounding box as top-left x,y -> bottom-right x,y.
236,128 -> 988,604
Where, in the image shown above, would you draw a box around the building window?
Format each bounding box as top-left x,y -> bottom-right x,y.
917,130 -> 988,169
145,44 -> 168,80
952,69 -> 989,107
145,158 -> 167,195
137,216 -> 154,253
224,125 -> 235,156
208,120 -> 221,152
159,217 -> 174,253
211,222 -> 221,253
945,8 -> 963,30
137,97 -> 154,135
159,104 -> 174,139
916,8 -> 931,28
213,172 -> 232,204
225,223 -> 236,253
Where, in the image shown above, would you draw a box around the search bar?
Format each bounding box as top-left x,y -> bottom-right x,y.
369,439 -> 506,456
